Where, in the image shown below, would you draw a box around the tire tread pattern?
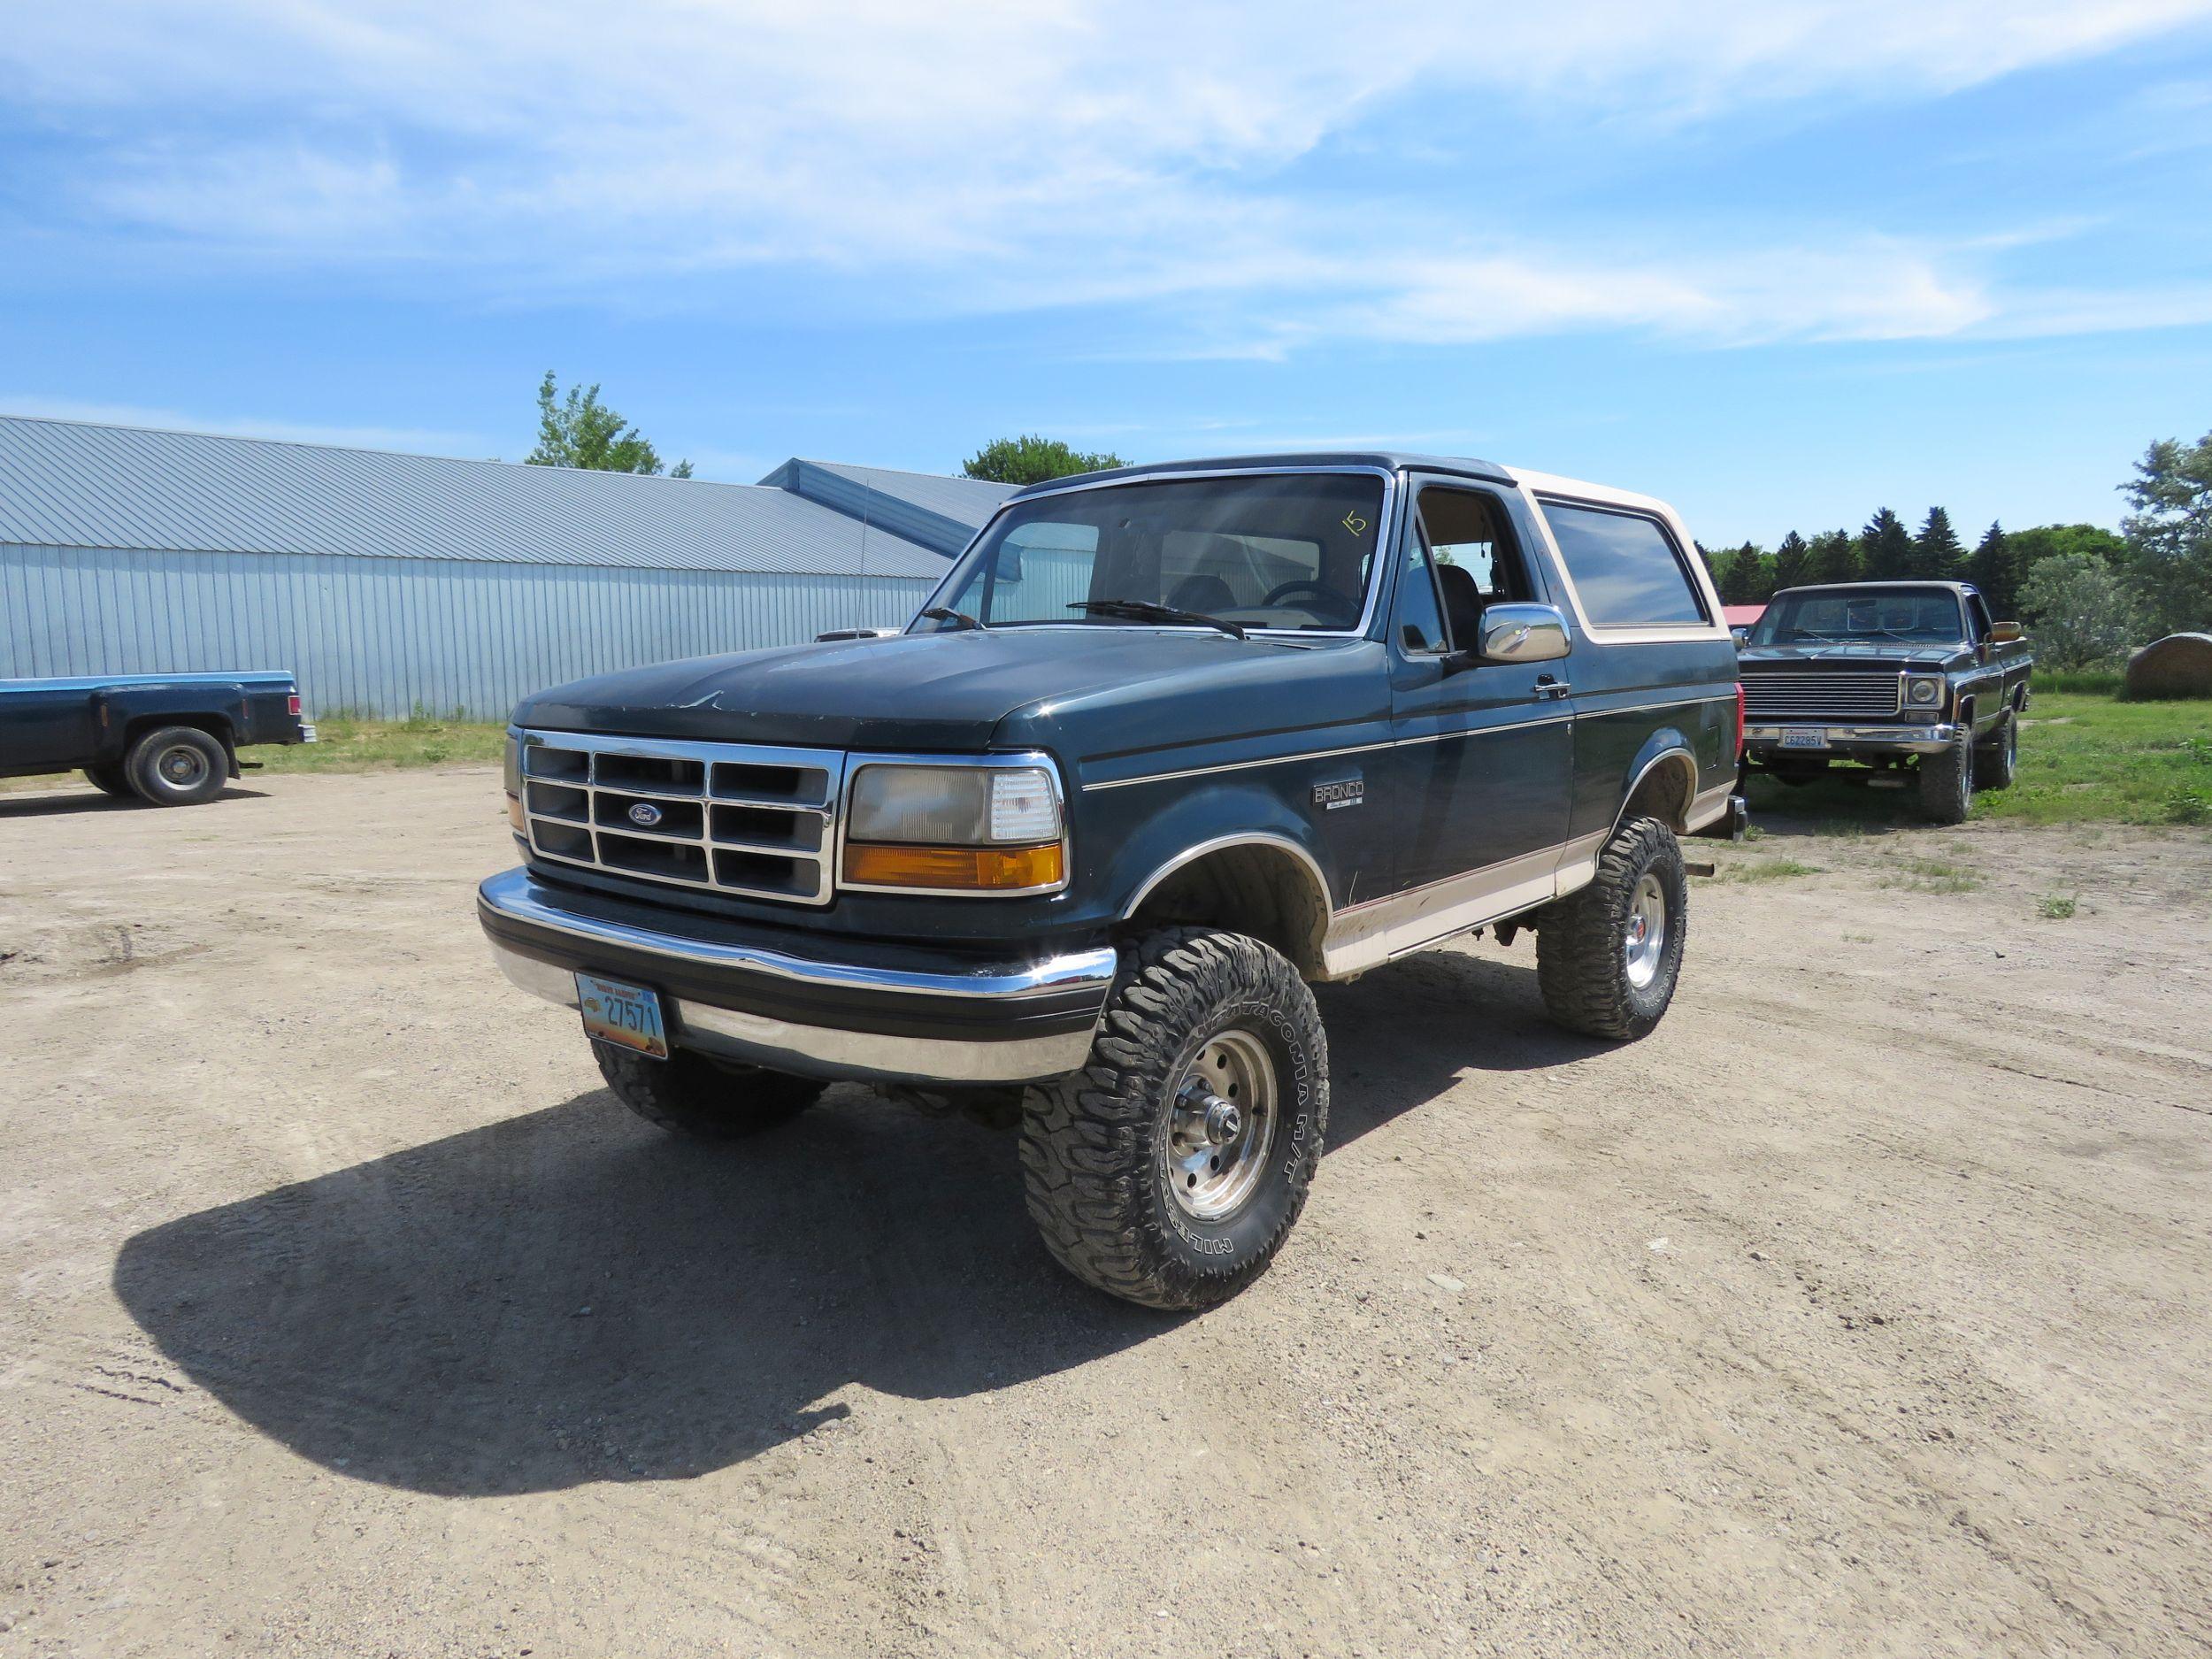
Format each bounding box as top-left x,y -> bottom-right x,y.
595,1042 -> 824,1139
1534,817 -> 1687,1041
1018,927 -> 1326,1311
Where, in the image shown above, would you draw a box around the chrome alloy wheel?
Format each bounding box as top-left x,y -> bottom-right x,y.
1624,871 -> 1668,990
1163,1028 -> 1278,1221
157,743 -> 211,789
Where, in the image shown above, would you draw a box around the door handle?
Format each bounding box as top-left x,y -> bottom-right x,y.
1535,676 -> 1571,700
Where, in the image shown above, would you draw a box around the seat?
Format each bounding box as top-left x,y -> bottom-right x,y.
1434,562 -> 1486,649
1166,572 -> 1237,613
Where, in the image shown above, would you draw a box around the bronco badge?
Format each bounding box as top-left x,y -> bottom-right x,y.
1311,775 -> 1364,811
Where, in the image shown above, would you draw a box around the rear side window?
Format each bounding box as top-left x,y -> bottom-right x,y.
1539,500 -> 1708,627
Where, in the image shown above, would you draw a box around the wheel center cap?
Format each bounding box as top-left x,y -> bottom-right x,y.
1628,915 -> 1648,946
1203,1097 -> 1242,1145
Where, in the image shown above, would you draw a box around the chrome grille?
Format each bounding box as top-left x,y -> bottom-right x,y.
518,729 -> 844,905
1742,672 -> 1902,719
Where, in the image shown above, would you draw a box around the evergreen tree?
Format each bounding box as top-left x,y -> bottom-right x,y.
1771,531 -> 1810,592
1718,541 -> 1773,604
1808,528 -> 1860,584
1965,521 -> 2019,618
2121,431 -> 2212,635
1914,506 -> 1964,580
1860,508 -> 1914,580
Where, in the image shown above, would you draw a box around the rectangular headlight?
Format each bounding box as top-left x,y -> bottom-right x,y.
847,764 -> 1063,846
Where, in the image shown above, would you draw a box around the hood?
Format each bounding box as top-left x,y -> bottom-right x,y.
1738,640 -> 1967,672
511,626 -> 1372,757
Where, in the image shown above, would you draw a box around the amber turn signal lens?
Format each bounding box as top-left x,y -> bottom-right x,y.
843,841 -> 1064,891
505,793 -> 526,833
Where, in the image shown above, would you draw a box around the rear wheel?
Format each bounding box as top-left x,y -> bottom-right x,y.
1973,711 -> 2017,792
124,726 -> 228,807
1917,725 -> 1974,824
1019,927 -> 1328,1310
595,1041 -> 825,1139
1535,817 -> 1688,1041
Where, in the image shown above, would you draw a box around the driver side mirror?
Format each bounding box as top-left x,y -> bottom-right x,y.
1991,621 -> 2022,642
1730,625 -> 1750,647
1473,603 -> 1571,665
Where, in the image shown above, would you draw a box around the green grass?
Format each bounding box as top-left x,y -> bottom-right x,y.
1880,855 -> 1984,894
255,713 -> 507,773
1749,689 -> 2212,828
2037,893 -> 2079,919
1724,856 -> 1824,881
2031,669 -> 2125,697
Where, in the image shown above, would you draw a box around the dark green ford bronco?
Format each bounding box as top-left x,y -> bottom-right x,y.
480,454 -> 1745,1308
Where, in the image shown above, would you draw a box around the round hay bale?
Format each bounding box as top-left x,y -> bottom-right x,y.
2124,633 -> 2212,699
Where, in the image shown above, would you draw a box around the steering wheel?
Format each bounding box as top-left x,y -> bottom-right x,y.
1259,580 -> 1360,626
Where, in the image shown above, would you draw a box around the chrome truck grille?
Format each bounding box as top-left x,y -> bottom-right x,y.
518,730 -> 846,905
1742,672 -> 1902,719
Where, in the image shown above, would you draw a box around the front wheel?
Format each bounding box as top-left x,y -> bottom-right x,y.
1535,816 -> 1689,1041
1019,928 -> 1329,1310
124,725 -> 229,807
595,1041 -> 825,1139
1918,725 -> 1974,824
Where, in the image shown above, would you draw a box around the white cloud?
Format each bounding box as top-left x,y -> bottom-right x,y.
5,0 -> 2209,348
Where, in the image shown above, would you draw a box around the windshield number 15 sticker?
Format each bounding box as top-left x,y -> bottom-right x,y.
1342,511 -> 1369,535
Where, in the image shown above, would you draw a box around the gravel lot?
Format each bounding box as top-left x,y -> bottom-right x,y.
3,770 -> 2208,1658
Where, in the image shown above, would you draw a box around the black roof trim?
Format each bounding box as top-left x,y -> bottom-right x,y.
1004,451 -> 1513,500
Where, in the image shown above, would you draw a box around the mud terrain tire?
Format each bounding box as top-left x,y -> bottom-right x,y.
1019,927 -> 1328,1310
1535,816 -> 1689,1041
595,1041 -> 825,1139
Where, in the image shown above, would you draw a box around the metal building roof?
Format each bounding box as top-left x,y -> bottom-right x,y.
0,414 -> 950,580
756,457 -> 1012,557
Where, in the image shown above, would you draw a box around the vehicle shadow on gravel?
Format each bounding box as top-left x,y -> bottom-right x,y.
113,948 -> 1593,1498
0,786 -> 269,818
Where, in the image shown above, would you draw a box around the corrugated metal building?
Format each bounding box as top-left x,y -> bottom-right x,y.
0,416 -> 1012,719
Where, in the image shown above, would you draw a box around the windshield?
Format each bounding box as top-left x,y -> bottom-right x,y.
1750,587 -> 1966,646
922,472 -> 1387,634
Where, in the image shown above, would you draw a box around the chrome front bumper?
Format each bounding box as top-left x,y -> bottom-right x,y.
1744,722 -> 1957,755
478,867 -> 1117,1086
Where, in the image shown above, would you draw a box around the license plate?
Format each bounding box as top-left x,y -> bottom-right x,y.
575,972 -> 668,1058
1780,727 -> 1828,750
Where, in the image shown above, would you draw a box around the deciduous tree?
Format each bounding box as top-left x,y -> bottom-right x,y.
2019,551 -> 2143,669
526,372 -> 691,477
962,435 -> 1126,486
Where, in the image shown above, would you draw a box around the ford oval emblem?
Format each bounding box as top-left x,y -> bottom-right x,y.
627,802 -> 664,828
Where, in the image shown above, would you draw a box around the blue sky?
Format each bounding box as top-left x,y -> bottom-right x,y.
4,1 -> 2209,545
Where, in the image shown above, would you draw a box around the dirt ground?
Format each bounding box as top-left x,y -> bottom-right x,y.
2,770 -> 2208,1659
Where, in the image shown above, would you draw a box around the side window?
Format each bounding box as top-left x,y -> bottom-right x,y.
1539,500 -> 1708,627
1413,487 -> 1536,653
1966,592 -> 1993,640
1394,523 -> 1449,654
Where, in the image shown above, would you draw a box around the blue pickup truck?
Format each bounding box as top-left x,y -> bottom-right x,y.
478,453 -> 1746,1308
0,671 -> 317,805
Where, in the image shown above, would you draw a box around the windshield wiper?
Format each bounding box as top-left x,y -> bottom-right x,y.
922,605 -> 983,631
1066,598 -> 1247,640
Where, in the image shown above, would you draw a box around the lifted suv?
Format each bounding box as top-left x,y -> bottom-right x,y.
480,454 -> 1745,1308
